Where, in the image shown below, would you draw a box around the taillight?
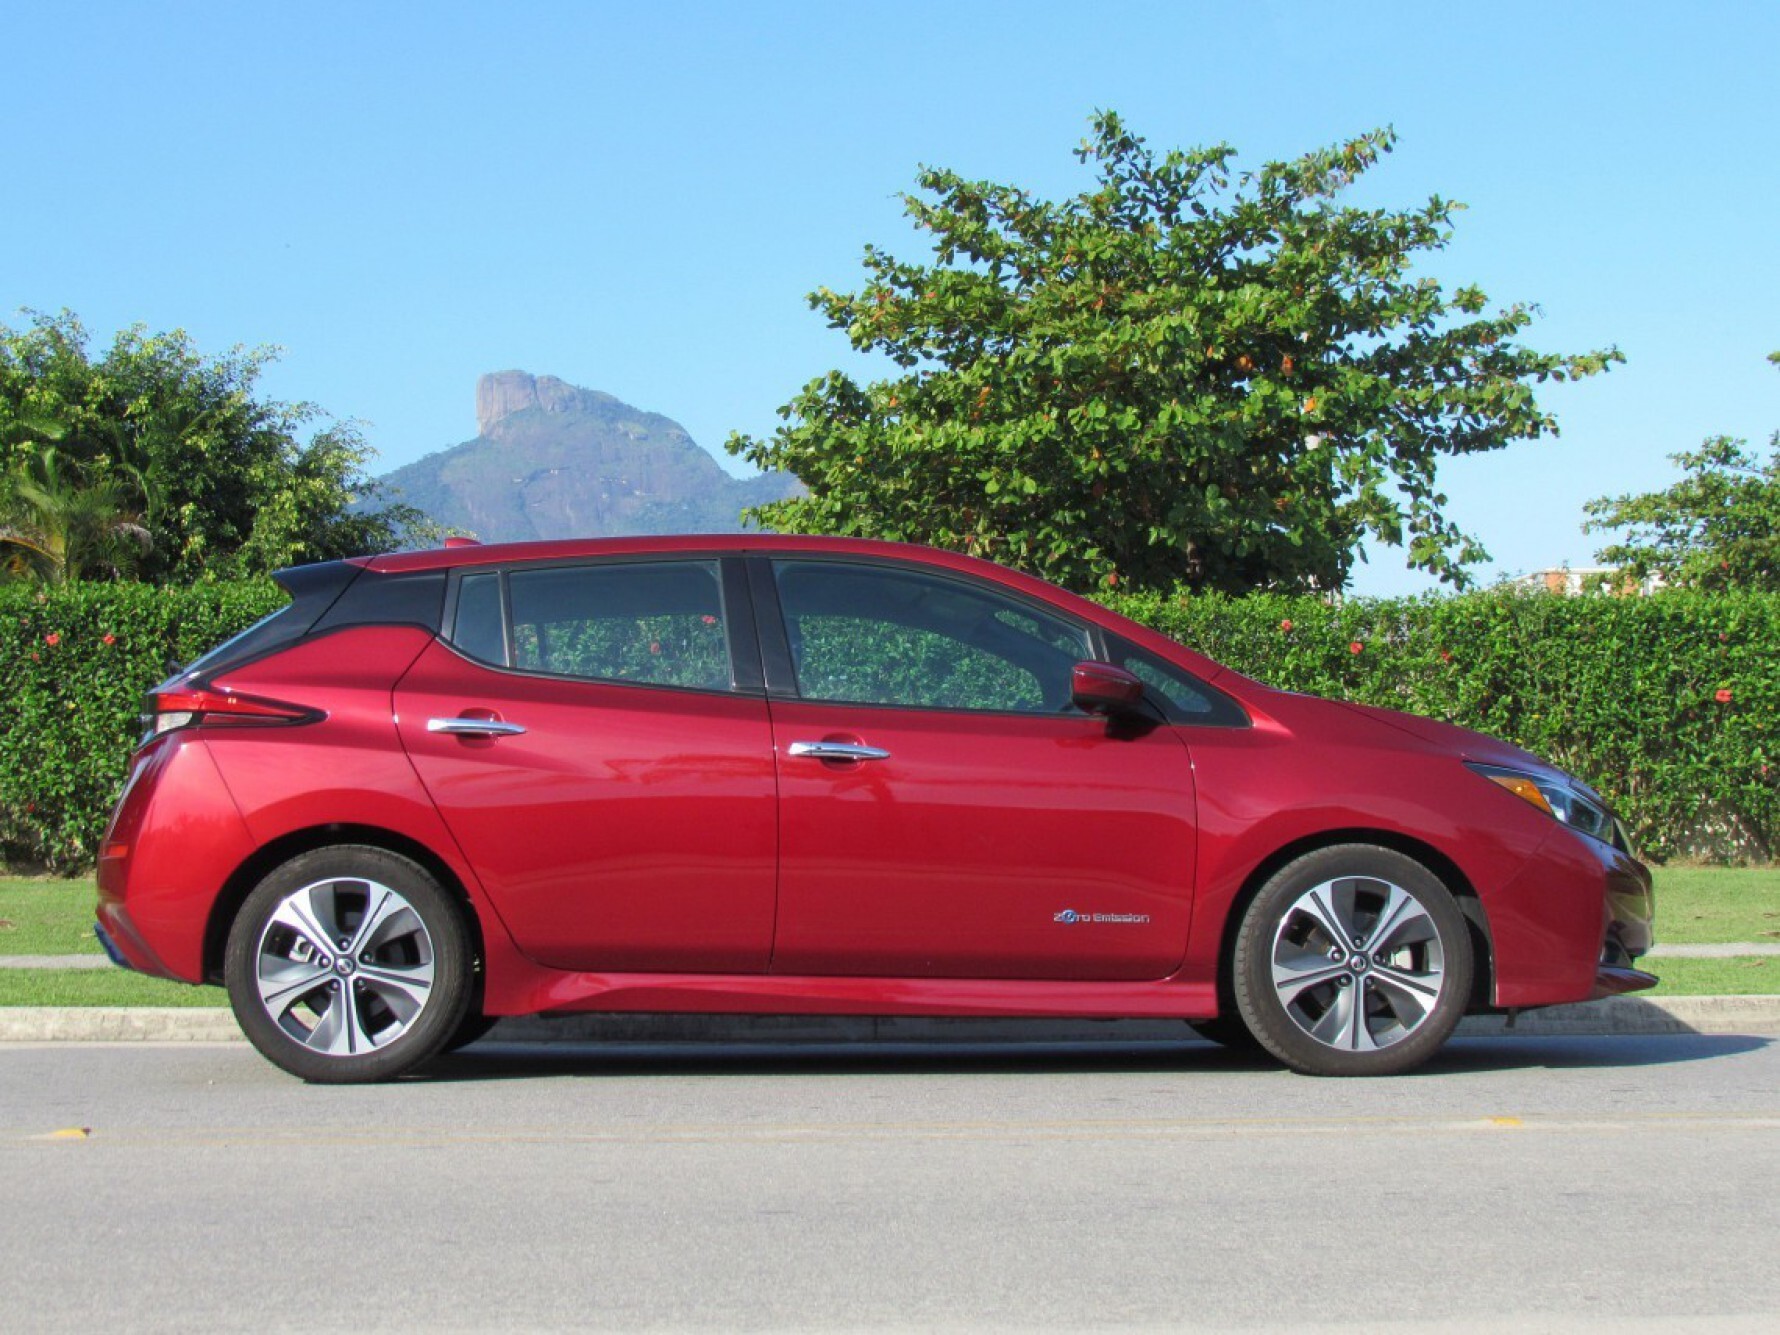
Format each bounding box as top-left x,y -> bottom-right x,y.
140,688 -> 320,742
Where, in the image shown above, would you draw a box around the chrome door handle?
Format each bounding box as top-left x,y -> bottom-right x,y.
427,717 -> 527,737
787,740 -> 891,762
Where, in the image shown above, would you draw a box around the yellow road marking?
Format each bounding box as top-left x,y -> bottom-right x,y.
9,1111 -> 1780,1149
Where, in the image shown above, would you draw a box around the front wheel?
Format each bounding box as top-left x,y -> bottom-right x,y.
224,847 -> 473,1084
1232,845 -> 1473,1077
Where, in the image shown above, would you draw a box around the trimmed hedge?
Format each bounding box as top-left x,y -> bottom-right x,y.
2,582 -> 283,870
1,581 -> 1774,869
1101,587 -> 1777,863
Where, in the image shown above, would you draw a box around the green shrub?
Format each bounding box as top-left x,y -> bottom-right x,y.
1,581 -> 282,869
1,580 -> 1772,869
1101,587 -> 1777,862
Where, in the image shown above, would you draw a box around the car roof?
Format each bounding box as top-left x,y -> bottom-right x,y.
364,533 -> 1018,580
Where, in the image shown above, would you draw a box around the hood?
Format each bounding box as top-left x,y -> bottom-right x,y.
1328,699 -> 1559,776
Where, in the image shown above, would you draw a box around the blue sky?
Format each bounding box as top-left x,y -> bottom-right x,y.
6,1 -> 1774,594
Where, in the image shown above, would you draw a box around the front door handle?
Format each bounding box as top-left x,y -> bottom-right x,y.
787,740 -> 891,762
428,717 -> 527,738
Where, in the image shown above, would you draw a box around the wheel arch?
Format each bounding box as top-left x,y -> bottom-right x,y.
1211,828 -> 1496,1014
202,824 -> 486,985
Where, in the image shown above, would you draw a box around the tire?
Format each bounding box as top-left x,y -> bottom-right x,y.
1232,845 -> 1473,1077
224,846 -> 473,1084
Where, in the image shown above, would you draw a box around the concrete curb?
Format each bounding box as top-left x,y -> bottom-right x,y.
2,995 -> 1778,1045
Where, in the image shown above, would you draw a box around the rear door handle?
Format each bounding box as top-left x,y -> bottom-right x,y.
427,717 -> 527,738
787,740 -> 891,762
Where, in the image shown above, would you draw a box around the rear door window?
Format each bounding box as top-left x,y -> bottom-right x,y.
448,560 -> 735,692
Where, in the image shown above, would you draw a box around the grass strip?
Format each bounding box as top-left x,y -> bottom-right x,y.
1650,866 -> 1780,945
1643,955 -> 1777,997
0,879 -> 103,955
0,968 -> 227,1007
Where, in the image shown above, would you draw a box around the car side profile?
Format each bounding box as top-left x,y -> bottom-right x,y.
95,535 -> 1656,1082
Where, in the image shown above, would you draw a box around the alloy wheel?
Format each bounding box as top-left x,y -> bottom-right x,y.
252,876 -> 437,1056
1269,875 -> 1446,1053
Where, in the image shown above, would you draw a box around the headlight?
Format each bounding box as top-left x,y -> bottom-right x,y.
1467,763 -> 1622,847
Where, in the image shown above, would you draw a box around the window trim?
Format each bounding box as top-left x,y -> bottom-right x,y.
439,554 -> 764,697
1105,632 -> 1250,729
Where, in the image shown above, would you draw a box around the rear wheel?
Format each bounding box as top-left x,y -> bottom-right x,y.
224,846 -> 472,1084
1233,845 -> 1472,1077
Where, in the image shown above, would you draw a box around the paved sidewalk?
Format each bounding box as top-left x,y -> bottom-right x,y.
0,954 -> 113,969
3,993 -> 1779,1043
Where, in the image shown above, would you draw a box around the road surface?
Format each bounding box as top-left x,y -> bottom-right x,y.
3,1032 -> 1777,1330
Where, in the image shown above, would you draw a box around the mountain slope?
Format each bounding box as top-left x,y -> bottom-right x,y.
377,371 -> 798,542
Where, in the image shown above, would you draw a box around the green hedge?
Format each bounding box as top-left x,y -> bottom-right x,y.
2,582 -> 283,870
1,581 -> 1774,869
1101,588 -> 1777,863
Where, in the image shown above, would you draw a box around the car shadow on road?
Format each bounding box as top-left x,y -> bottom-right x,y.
415,1031 -> 1768,1083
1424,1031 -> 1770,1073
421,1037 -> 1264,1082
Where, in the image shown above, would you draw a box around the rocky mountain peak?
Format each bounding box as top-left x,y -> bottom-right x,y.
380,372 -> 801,543
475,370 -> 623,437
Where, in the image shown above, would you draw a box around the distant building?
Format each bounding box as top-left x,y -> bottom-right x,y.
1514,566 -> 1663,596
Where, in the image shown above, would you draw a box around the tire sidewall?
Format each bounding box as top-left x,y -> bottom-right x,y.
1233,845 -> 1474,1077
225,846 -> 472,1084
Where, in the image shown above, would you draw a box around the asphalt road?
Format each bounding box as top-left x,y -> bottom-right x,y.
3,1033 -> 1778,1332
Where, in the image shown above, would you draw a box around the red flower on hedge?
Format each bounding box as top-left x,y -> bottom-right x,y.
701,616 -> 716,626
102,633 -> 116,646
1349,641 -> 1364,655
649,641 -> 661,655
44,632 -> 59,647
1279,619 -> 1293,633
1439,649 -> 1453,663
1715,688 -> 1733,704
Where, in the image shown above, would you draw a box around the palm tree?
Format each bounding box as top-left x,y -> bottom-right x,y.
0,447 -> 151,583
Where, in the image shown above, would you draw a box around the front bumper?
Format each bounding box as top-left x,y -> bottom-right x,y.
1593,964 -> 1660,998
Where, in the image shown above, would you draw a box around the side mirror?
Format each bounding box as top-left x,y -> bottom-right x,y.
1070,661 -> 1146,716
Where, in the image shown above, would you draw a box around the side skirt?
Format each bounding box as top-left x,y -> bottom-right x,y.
483,968 -> 1218,1022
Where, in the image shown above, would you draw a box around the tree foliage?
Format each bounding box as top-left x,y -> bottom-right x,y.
729,113 -> 1622,594
1584,354 -> 1780,592
0,311 -> 426,583
0,447 -> 151,583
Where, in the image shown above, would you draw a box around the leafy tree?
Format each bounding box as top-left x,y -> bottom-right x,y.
0,311 -> 426,583
728,113 -> 1622,594
1584,354 -> 1780,591
0,447 -> 150,583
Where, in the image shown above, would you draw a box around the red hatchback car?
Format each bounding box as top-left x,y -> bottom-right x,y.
96,535 -> 1655,1082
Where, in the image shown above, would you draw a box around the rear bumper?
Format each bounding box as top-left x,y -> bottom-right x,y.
95,735 -> 257,984
93,921 -> 129,968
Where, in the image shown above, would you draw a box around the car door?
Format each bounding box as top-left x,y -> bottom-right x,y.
758,556 -> 1200,982
394,556 -> 778,973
